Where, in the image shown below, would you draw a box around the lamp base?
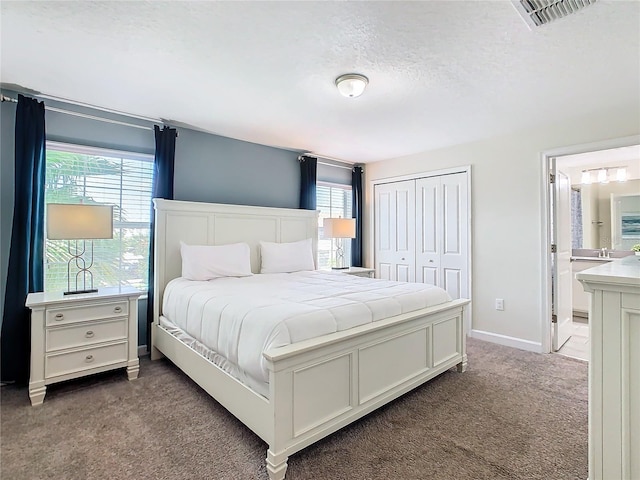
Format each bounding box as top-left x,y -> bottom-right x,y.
64,288 -> 98,296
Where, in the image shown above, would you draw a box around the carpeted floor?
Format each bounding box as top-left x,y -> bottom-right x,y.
1,338 -> 587,480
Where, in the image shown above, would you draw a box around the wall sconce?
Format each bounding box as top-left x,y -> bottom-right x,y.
47,203 -> 114,294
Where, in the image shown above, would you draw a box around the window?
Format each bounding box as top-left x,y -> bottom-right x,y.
44,142 -> 154,292
317,182 -> 352,269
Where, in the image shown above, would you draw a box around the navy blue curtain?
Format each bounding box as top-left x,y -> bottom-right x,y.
351,165 -> 363,267
147,126 -> 177,344
299,155 -> 317,210
1,95 -> 46,383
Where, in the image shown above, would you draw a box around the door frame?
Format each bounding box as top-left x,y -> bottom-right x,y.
369,165 -> 472,333
539,135 -> 640,353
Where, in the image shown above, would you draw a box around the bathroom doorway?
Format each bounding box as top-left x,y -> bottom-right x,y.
542,137 -> 640,360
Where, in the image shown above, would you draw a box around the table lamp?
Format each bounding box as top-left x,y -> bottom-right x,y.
323,217 -> 356,270
46,203 -> 114,294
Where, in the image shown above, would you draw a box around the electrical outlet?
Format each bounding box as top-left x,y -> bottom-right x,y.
495,298 -> 504,311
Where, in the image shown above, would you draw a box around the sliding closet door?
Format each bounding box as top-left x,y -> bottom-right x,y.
374,180 -> 415,282
415,173 -> 468,300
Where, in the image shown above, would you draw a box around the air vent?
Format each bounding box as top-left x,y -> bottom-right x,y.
511,0 -> 598,28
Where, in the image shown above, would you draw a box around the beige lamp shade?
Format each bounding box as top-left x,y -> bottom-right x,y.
47,204 -> 114,240
323,218 -> 356,239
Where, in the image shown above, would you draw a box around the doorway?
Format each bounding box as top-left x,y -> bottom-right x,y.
542,136 -> 640,358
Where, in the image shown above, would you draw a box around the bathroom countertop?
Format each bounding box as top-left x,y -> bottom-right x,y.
570,256 -> 613,262
576,255 -> 640,288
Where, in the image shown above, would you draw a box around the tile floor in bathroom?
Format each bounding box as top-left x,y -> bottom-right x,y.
556,319 -> 589,362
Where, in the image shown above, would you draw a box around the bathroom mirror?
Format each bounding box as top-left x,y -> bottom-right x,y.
572,180 -> 640,250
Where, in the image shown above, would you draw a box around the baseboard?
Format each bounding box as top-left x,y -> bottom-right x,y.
469,329 -> 543,353
138,345 -> 149,357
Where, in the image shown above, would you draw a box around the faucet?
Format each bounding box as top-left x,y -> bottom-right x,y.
599,247 -> 609,258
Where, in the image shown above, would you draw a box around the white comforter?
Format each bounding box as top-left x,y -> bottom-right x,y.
161,271 -> 451,385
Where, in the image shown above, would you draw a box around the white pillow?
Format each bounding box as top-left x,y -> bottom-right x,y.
180,241 -> 253,281
260,238 -> 315,274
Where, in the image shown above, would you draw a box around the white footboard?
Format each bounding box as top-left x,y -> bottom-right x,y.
263,298 -> 468,479
150,200 -> 469,480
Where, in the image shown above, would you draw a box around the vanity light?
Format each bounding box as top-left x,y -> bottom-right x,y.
582,166 -> 628,185
597,168 -> 608,184
335,74 -> 369,98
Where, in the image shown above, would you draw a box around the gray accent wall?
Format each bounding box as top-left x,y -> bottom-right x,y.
0,90 -> 302,345
174,126 -> 300,208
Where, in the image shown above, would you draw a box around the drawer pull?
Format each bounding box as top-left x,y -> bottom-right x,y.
85,354 -> 94,363
114,306 -> 122,313
85,331 -> 95,338
54,313 -> 64,320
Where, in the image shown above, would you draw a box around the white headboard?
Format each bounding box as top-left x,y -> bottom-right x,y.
152,198 -> 319,323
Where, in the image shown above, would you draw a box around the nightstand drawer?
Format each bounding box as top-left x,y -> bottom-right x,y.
46,319 -> 128,352
46,301 -> 128,326
45,342 -> 128,378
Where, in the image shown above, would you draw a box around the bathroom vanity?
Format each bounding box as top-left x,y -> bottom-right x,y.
577,255 -> 640,480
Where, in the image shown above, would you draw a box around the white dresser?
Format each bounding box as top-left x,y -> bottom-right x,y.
26,287 -> 142,406
577,256 -> 640,480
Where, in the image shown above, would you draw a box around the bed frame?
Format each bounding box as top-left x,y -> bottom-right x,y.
151,199 -> 469,480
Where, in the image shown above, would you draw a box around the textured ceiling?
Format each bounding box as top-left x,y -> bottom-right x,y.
1,1 -> 639,162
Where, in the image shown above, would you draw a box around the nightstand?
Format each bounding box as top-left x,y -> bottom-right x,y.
342,267 -> 376,278
26,287 -> 142,406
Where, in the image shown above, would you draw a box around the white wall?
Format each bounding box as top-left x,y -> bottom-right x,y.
364,107 -> 639,351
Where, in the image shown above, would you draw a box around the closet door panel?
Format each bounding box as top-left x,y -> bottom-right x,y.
374,181 -> 415,282
440,173 -> 469,299
443,268 -> 462,300
375,172 -> 468,299
415,177 -> 441,285
420,266 -> 438,287
418,182 -> 438,254
443,182 -> 462,254
378,263 -> 392,281
396,265 -> 411,283
395,189 -> 413,257
377,192 -> 392,252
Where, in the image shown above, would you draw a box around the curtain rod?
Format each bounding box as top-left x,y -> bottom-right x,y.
1,94 -> 157,132
298,153 -> 358,170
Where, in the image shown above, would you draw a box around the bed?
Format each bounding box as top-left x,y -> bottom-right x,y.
151,199 -> 469,480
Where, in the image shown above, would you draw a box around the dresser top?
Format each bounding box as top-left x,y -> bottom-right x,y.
26,286 -> 142,308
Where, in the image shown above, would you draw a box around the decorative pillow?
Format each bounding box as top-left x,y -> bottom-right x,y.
180,241 -> 253,281
259,238 -> 315,274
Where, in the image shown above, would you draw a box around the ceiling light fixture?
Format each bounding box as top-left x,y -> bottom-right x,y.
616,167 -> 627,182
581,171 -> 592,185
335,74 -> 369,98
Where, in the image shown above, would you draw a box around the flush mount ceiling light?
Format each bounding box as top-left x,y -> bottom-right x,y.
335,74 -> 368,98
